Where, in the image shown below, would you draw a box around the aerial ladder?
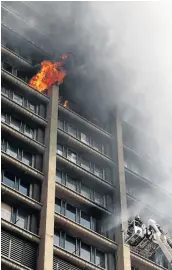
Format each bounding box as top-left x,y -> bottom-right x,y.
124,216 -> 172,266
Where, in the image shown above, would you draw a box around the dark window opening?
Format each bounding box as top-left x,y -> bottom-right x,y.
3,62 -> 13,73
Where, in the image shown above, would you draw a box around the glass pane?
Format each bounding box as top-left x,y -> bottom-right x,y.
66,204 -> 76,222
96,250 -> 105,268
19,180 -> 29,196
67,150 -> 77,163
13,92 -> 23,106
56,170 -> 62,183
66,176 -> 76,191
24,125 -> 34,138
10,117 -> 21,131
28,102 -> 35,112
22,152 -> 32,166
93,140 -> 101,152
7,144 -> 18,158
81,132 -> 89,145
2,86 -> 9,97
16,209 -> 27,229
1,202 -> 11,221
68,124 -> 77,137
65,235 -> 76,253
94,191 -> 104,206
3,62 -> 13,73
57,144 -> 63,155
81,243 -> 91,262
94,165 -> 103,178
81,157 -> 90,171
1,113 -> 6,122
55,198 -> 61,214
54,232 -> 60,246
81,184 -> 90,199
3,171 -> 15,188
80,211 -> 91,229
58,119 -> 64,130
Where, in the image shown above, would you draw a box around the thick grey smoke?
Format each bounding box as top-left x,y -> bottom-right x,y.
2,1 -> 172,233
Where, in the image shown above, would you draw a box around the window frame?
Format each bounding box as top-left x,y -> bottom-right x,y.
23,124 -> 35,139
67,123 -> 77,138
80,131 -> 90,145
67,148 -> 77,164
55,198 -> 62,214
2,170 -> 16,189
12,91 -> 24,106
80,156 -> 91,171
15,208 -> 29,230
9,115 -> 22,132
57,143 -> 64,156
56,169 -> 63,184
65,234 -> 77,254
21,149 -> 34,167
65,203 -> 77,222
6,141 -> 19,159
66,174 -> 77,192
94,164 -> 103,179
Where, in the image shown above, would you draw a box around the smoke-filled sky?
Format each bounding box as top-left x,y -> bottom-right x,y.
2,1 -> 172,232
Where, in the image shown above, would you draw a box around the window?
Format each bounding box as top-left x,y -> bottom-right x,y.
2,112 -> 6,122
2,86 -> 9,97
55,198 -> 61,214
7,143 -> 18,159
96,250 -> 105,268
66,204 -> 76,222
94,191 -> 104,206
1,202 -> 11,222
67,124 -> 77,137
81,243 -> 91,262
94,165 -> 103,178
81,157 -> 90,171
13,92 -> 23,106
10,117 -> 21,131
28,102 -> 36,113
57,144 -> 63,156
80,211 -> 91,229
3,171 -> 15,188
54,232 -> 60,246
58,119 -> 64,130
3,62 -> 13,73
16,209 -> 27,229
66,176 -> 76,191
67,150 -> 77,164
81,184 -> 90,199
65,235 -> 76,253
24,125 -> 34,139
22,151 -> 32,166
80,132 -> 90,145
56,170 -> 62,183
93,140 -> 101,152
19,180 -> 29,196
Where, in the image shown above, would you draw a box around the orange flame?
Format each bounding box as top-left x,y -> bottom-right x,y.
29,54 -> 70,92
64,100 -> 69,108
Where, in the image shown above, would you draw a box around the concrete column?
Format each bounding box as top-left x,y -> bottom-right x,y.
113,111 -> 131,270
37,84 -> 59,270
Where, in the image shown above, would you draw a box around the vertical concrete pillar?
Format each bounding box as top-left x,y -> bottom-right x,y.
37,84 -> 59,270
113,111 -> 131,270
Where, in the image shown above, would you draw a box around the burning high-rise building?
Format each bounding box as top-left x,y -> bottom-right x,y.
1,2 -> 172,270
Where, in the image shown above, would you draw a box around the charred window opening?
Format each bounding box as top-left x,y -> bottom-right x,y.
3,61 -> 13,73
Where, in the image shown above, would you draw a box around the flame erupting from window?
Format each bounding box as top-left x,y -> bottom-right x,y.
64,100 -> 69,108
29,54 -> 70,92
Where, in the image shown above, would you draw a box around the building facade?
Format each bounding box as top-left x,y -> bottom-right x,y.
1,2 -> 172,270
